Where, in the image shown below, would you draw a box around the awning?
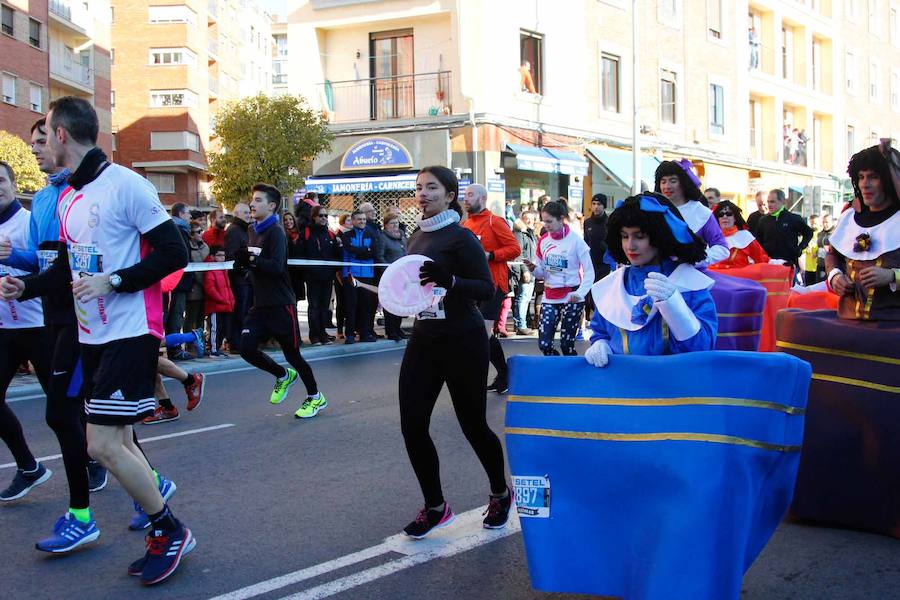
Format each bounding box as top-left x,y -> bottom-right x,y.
586,146 -> 661,190
505,144 -> 589,176
304,173 -> 418,195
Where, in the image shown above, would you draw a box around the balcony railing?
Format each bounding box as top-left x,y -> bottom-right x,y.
49,0 -> 72,20
208,38 -> 218,57
49,0 -> 90,30
317,71 -> 452,123
209,76 -> 219,96
50,45 -> 93,89
207,0 -> 218,20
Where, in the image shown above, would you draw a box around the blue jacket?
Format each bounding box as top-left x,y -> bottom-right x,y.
340,226 -> 375,280
3,173 -> 68,272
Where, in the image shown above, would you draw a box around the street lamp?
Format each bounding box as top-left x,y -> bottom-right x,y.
631,0 -> 640,195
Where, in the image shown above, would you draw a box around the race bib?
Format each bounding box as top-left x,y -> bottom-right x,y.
416,287 -> 447,320
69,243 -> 103,274
37,249 -> 58,273
544,253 -> 568,273
513,475 -> 551,518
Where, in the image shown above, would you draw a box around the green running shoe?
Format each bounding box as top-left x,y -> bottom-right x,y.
270,368 -> 298,404
294,392 -> 328,419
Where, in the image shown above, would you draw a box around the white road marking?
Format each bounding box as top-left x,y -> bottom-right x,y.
7,347 -> 406,403
0,423 -> 236,470
209,507 -> 521,600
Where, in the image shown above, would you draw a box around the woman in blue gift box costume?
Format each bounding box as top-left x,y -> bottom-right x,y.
585,194 -> 718,366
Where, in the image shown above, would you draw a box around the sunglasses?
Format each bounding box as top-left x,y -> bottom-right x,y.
716,210 -> 733,217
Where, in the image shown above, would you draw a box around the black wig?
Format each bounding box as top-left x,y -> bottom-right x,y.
654,161 -> 704,204
713,200 -> 747,230
606,193 -> 707,265
847,145 -> 899,212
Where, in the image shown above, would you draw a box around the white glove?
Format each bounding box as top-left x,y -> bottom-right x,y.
643,271 -> 676,302
584,339 -> 612,368
768,258 -> 787,265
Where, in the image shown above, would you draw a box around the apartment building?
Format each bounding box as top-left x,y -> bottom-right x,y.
111,0 -> 270,210
1,0 -> 111,152
289,0 -> 900,220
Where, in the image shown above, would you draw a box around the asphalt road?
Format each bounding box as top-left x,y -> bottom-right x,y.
1,338 -> 898,600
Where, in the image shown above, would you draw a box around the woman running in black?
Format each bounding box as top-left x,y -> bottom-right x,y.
399,166 -> 512,539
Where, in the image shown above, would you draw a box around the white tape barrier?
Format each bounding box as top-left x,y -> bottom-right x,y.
183,259 -> 523,272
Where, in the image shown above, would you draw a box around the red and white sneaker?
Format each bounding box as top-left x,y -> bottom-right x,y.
184,373 -> 205,411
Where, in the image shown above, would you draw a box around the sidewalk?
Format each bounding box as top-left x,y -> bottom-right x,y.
8,299 -> 412,400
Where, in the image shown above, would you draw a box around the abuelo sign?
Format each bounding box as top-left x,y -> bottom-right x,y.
340,137 -> 414,172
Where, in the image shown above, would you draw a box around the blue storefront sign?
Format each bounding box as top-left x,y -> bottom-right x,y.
304,174 -> 418,195
487,179 -> 506,193
340,137 -> 414,172
567,186 -> 584,202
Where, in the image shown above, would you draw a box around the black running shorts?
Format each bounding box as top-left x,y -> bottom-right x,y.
81,334 -> 159,425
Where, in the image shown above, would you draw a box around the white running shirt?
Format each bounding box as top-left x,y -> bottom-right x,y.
58,163 -> 169,344
0,204 -> 44,328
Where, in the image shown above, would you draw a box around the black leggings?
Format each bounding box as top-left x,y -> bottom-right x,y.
399,327 -> 507,507
45,324 -> 91,509
240,306 -> 318,396
0,328 -> 48,472
306,279 -> 333,342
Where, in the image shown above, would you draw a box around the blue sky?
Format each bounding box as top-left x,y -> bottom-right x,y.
261,0 -> 287,19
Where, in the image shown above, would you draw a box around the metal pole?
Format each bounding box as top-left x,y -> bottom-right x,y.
631,0 -> 640,195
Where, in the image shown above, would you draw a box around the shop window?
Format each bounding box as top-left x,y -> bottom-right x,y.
520,30 -> 543,95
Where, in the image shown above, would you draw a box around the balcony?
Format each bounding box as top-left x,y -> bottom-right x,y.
196,191 -> 216,207
317,71 -> 452,124
208,76 -> 219,99
49,0 -> 90,36
49,45 -> 94,94
207,0 -> 218,23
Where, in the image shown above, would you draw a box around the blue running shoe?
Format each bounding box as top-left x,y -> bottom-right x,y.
575,328 -> 585,341
191,328 -> 205,358
36,513 -> 100,553
129,476 -> 177,531
139,524 -> 196,586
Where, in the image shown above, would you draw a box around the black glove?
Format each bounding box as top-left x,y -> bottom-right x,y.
233,247 -> 251,269
419,260 -> 452,288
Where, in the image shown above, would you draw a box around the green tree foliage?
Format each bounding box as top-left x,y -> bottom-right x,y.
0,130 -> 45,193
209,94 -> 333,209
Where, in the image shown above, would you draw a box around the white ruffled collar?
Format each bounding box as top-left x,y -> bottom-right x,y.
674,200 -> 713,233
417,209 -> 461,232
590,263 -> 714,331
725,229 -> 757,250
828,208 -> 900,260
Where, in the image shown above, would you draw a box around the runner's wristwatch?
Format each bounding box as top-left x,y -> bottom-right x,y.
109,273 -> 123,290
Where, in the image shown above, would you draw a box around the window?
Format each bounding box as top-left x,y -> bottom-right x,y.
520,30 -> 544,95
275,35 -> 287,57
892,71 -> 900,110
782,26 -> 794,81
150,131 -> 200,151
870,61 -> 880,101
1,5 -> 13,35
658,0 -> 680,23
110,48 -> 114,65
847,125 -> 856,157
148,5 -> 197,25
892,7 -> 899,45
29,84 -> 41,112
845,51 -> 857,93
709,83 -> 725,135
869,0 -> 878,33
812,39 -> 822,91
846,0 -> 859,20
28,18 -> 40,47
149,48 -> 197,66
146,173 -> 175,194
708,0 -> 722,39
660,69 -> 677,124
2,74 -> 15,105
149,89 -> 198,108
600,53 -> 619,112
111,90 -> 115,108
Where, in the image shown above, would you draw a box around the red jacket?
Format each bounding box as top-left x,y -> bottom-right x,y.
203,256 -> 235,314
463,210 -> 520,292
202,226 -> 226,249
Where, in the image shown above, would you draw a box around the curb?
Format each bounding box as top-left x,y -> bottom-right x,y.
6,338 -> 408,401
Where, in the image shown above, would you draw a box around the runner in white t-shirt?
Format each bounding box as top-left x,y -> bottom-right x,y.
0,161 -> 53,503
0,98 -> 194,586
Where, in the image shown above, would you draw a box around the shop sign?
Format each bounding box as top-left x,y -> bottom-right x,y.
487,179 -> 506,193
340,137 -> 414,172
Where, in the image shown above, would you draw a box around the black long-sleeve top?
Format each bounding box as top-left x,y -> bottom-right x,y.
406,222 -> 494,337
245,221 -> 295,307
